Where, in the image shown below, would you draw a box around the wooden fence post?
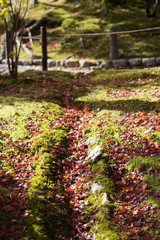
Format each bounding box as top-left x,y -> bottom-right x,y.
109,26 -> 118,60
41,26 -> 47,71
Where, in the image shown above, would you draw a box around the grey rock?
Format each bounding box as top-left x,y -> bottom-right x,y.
142,57 -> 156,67
48,59 -> 56,67
88,145 -> 101,161
86,136 -> 97,145
129,58 -> 142,67
155,57 -> 160,65
90,66 -> 102,71
91,182 -> 104,193
79,60 -> 92,68
0,44 -> 5,60
56,60 -> 65,67
100,60 -> 112,68
65,60 -> 79,68
18,59 -> 33,65
89,60 -> 101,66
101,193 -> 108,205
32,59 -> 42,65
112,59 -> 128,69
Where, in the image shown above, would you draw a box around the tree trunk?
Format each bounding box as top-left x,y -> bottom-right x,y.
6,28 -> 18,79
30,0 -> 38,5
144,0 -> 159,17
153,0 -> 159,17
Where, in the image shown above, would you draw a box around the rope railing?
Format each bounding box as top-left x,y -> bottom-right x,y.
1,26 -> 159,42
50,26 -> 160,37
20,26 -> 160,40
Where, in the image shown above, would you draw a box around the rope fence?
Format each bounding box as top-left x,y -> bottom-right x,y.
1,25 -> 160,70
20,26 -> 160,40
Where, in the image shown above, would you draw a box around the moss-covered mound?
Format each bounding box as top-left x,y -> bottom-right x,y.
26,128 -> 71,239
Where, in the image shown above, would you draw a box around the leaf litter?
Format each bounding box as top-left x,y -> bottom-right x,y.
0,69 -> 160,239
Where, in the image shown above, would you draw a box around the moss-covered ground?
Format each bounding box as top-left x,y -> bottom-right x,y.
0,67 -> 160,239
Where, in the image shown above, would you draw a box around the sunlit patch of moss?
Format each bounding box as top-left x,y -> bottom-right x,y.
145,197 -> 160,210
127,156 -> 160,172
143,173 -> 160,191
0,95 -> 42,139
75,68 -> 160,113
85,114 -> 122,150
127,156 -> 160,204
78,18 -> 101,33
31,129 -> 66,154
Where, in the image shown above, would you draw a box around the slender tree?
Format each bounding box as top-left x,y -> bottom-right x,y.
144,0 -> 159,17
0,0 -> 29,78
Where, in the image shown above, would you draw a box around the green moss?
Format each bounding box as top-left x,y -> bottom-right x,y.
93,160 -> 114,194
143,197 -> 160,237
84,190 -> 119,239
143,173 -> 160,191
127,156 -> 160,172
78,18 -> 101,33
127,156 -> 160,192
145,197 -> 160,207
61,18 -> 77,32
25,112 -> 71,239
31,129 -> 66,154
2,0 -> 160,60
83,129 -> 119,239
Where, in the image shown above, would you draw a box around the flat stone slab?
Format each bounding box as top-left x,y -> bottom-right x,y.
1,56 -> 160,70
89,60 -> 101,66
142,57 -> 156,67
112,59 -> 128,68
18,59 -> 33,65
48,59 -> 56,67
33,59 -> 42,65
79,60 -> 93,68
65,60 -> 79,68
56,60 -> 65,67
156,57 -> 160,65
100,60 -> 112,68
129,58 -> 142,67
